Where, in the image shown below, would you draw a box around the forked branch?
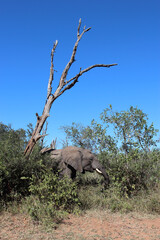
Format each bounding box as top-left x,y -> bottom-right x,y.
24,19 -> 117,157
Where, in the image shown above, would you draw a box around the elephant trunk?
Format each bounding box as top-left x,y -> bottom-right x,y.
92,161 -> 110,186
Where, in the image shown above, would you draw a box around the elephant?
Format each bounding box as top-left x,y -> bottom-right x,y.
50,146 -> 110,186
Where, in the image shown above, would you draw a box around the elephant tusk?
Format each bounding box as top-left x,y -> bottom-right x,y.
96,168 -> 102,174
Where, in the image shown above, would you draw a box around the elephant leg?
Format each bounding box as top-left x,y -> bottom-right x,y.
59,165 -> 76,179
68,165 -> 77,179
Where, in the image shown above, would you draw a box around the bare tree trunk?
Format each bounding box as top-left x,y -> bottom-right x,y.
24,19 -> 117,157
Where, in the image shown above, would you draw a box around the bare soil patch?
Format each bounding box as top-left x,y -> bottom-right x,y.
0,211 -> 160,240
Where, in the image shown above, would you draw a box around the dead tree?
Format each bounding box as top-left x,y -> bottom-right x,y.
24,19 -> 117,157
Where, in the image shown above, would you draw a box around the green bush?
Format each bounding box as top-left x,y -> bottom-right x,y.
61,105 -> 159,197
27,169 -> 79,224
0,123 -> 27,201
0,123 -> 48,204
99,150 -> 160,197
76,171 -> 104,187
1,120 -> 160,220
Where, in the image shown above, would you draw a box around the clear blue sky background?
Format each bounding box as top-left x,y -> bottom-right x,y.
0,0 -> 160,147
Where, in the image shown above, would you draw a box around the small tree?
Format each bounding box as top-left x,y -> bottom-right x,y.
61,121 -> 117,153
100,105 -> 158,154
24,19 -> 117,157
61,106 -> 159,155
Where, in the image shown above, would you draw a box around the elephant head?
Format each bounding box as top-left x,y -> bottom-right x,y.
50,146 -> 110,186
79,148 -> 110,186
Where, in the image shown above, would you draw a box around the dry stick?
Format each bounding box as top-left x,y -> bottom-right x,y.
47,40 -> 58,99
24,19 -> 117,157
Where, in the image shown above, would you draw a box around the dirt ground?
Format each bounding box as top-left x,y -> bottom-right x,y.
0,211 -> 160,240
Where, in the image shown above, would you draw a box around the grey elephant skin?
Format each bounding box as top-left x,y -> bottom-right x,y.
50,146 -> 110,186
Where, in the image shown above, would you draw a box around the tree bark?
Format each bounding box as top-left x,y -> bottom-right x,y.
24,19 -> 117,157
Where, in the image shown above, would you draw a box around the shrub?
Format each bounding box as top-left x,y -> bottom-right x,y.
99,150 -> 160,197
27,169 -> 79,224
0,123 -> 49,204
0,123 -> 27,201
76,171 -> 103,187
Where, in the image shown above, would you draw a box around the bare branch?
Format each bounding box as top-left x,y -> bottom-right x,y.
36,112 -> 41,121
79,63 -> 118,75
47,40 -> 58,98
67,64 -> 117,84
39,133 -> 48,139
41,121 -> 48,146
51,138 -> 57,149
40,137 -> 57,154
56,19 -> 91,92
56,63 -> 117,98
77,18 -> 81,37
84,27 -> 91,33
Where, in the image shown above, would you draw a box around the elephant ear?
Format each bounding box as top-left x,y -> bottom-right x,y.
62,147 -> 83,173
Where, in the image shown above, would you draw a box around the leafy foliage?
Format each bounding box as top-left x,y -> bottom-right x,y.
0,103 -> 160,222
99,150 -> 160,196
101,105 -> 158,153
29,170 -> 79,211
0,123 -> 27,200
61,121 -> 117,153
62,106 -> 159,155
62,106 -> 160,196
0,122 -> 80,224
0,122 -> 47,203
27,169 -> 79,224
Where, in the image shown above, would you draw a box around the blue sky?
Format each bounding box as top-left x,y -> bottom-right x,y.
0,0 -> 160,147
